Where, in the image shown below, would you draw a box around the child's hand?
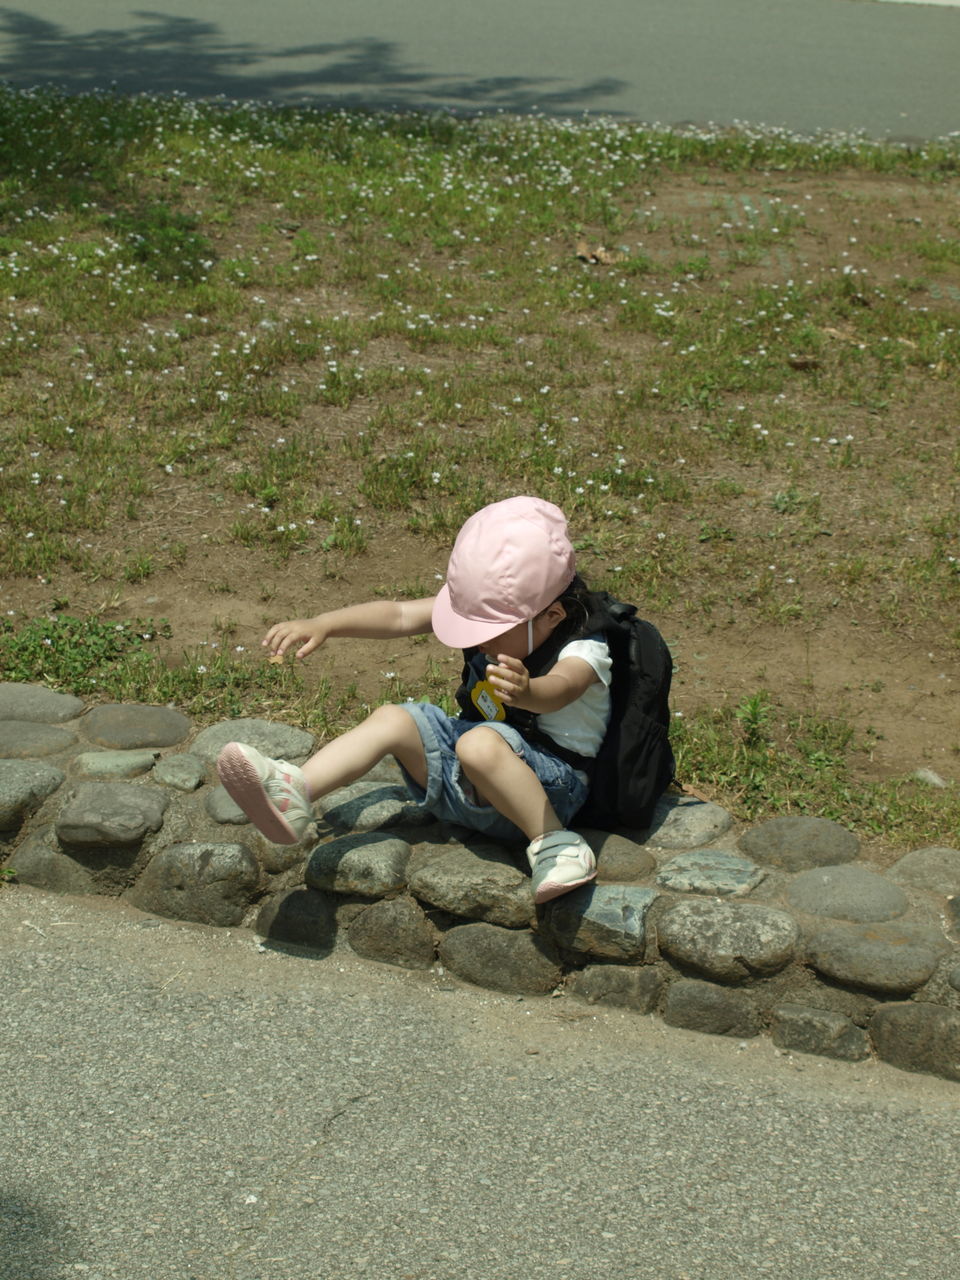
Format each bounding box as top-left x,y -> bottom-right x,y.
263,618 -> 327,660
486,654 -> 530,705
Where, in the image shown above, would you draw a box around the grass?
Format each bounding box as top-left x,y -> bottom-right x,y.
0,85 -> 958,851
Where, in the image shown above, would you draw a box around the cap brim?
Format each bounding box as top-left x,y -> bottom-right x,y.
431,585 -> 519,649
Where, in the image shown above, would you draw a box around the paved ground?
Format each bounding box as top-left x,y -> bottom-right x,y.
2,884 -> 959,1280
2,0 -> 959,138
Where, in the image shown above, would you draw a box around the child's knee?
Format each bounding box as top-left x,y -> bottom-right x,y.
456,725 -> 512,773
367,703 -> 417,745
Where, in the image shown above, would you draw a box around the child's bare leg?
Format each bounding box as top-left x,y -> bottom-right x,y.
455,726 -> 596,904
301,703 -> 427,798
454,726 -> 561,841
218,704 -> 426,846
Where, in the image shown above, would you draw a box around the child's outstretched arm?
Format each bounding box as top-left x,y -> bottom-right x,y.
486,654 -> 598,714
263,597 -> 436,661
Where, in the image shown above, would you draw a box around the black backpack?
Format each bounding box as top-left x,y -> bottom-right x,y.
456,592 -> 675,831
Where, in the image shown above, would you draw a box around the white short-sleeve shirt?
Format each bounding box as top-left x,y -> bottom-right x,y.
537,637 -> 612,758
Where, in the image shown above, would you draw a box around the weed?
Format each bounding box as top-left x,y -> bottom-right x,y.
0,615 -> 172,693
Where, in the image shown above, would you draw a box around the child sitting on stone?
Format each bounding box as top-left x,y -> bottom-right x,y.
217,496 -> 611,903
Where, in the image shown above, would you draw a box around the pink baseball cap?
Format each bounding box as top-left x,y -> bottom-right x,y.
432,496 -> 576,648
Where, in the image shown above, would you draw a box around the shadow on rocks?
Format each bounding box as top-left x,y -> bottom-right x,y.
254,885 -> 340,957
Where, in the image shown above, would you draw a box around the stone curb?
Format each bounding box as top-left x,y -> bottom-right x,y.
2,681 -> 959,1084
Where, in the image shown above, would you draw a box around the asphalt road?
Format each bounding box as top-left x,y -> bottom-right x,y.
2,885 -> 959,1280
2,0 -> 959,138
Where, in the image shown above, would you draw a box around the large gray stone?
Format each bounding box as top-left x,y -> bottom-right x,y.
657,899 -> 799,981
567,964 -> 663,1012
656,849 -> 766,897
319,780 -> 425,833
126,841 -> 259,927
80,703 -> 192,749
56,782 -> 169,848
191,719 -> 314,765
662,979 -> 761,1037
438,923 -> 562,995
0,682 -> 84,723
4,827 -> 96,894
0,721 -> 76,758
407,844 -> 532,928
870,1003 -> 960,1082
739,816 -> 859,871
255,887 -> 339,952
887,847 -> 960,897
770,1004 -> 871,1062
305,832 -> 410,898
540,884 -> 658,962
786,864 -> 909,922
584,830 -> 656,882
73,750 -> 159,780
346,896 -> 438,969
154,753 -> 206,792
0,760 -> 65,830
805,922 -> 950,996
644,794 -> 733,849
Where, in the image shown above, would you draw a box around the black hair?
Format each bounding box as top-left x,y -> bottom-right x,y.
539,573 -> 605,648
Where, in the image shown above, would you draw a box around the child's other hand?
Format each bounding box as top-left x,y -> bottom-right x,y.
486,654 -> 530,704
263,618 -> 327,660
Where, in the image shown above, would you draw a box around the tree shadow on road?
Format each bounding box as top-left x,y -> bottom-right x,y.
0,1191 -> 76,1280
0,8 -> 626,113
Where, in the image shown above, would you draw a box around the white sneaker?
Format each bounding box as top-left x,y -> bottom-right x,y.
217,742 -> 313,844
526,830 -> 597,904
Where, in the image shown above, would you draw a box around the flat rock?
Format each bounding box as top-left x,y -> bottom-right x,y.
0,682 -> 84,723
656,849 -> 766,897
662,979 -> 761,1038
438,922 -> 562,995
0,720 -> 76,758
346,896 -> 438,969
583,830 -> 656,882
657,899 -> 799,980
255,887 -> 339,952
644,794 -> 733,849
319,781 -> 424,833
738,816 -> 859,871
870,1002 -> 960,1082
56,782 -> 169,848
73,749 -> 159,780
407,844 -> 532,928
0,759 -> 65,830
191,719 -> 314,765
540,884 -> 658,962
567,964 -> 663,1012
154,753 -> 206,792
81,703 -> 192,749
126,841 -> 259,927
770,1004 -> 871,1062
786,864 -> 909,922
886,846 -> 960,897
805,921 -> 950,995
305,832 -> 410,898
5,827 -> 96,894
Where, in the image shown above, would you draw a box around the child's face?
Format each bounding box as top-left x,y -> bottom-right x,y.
481,602 -> 567,663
